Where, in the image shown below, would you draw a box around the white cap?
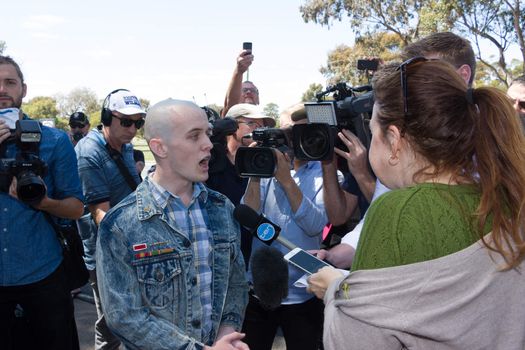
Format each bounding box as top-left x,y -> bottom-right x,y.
108,90 -> 146,115
225,103 -> 276,127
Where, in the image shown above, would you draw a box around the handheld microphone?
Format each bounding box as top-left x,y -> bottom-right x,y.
233,204 -> 296,250
250,246 -> 289,310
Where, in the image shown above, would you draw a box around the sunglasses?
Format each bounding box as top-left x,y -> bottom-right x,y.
242,87 -> 258,94
397,56 -> 429,118
113,115 -> 145,129
69,122 -> 86,129
518,100 -> 525,109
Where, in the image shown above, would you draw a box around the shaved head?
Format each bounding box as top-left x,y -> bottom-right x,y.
144,99 -> 205,142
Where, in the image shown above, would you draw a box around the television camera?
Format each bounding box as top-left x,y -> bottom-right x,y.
235,127 -> 290,178
291,82 -> 374,163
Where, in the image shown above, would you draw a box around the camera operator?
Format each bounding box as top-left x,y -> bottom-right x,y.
316,32 -> 478,269
68,111 -> 90,147
0,55 -> 84,349
206,103 -> 275,266
240,107 -> 342,350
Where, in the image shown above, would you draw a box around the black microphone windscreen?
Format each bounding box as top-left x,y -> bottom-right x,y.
233,204 -> 261,231
250,246 -> 289,310
212,117 -> 238,136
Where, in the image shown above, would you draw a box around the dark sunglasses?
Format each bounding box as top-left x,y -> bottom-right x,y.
242,87 -> 258,94
69,122 -> 86,129
397,56 -> 429,118
113,115 -> 145,129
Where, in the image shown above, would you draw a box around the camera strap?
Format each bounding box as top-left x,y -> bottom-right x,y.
105,143 -> 139,191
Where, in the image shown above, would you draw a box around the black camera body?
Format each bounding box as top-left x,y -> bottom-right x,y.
235,127 -> 289,178
0,120 -> 48,204
292,83 -> 374,164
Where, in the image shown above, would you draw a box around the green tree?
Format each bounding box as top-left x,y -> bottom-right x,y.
89,110 -> 102,128
452,0 -> 524,84
300,0 -> 524,86
0,40 -> 6,55
263,103 -> 280,125
321,32 -> 403,85
22,96 -> 59,119
302,83 -> 324,101
139,98 -> 150,111
300,0 -> 455,46
55,87 -> 100,118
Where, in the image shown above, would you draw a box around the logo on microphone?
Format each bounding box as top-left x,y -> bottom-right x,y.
257,223 -> 276,242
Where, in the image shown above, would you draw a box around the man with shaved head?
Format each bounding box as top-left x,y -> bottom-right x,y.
96,99 -> 249,350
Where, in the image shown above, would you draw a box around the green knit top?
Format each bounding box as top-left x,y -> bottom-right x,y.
352,183 -> 491,271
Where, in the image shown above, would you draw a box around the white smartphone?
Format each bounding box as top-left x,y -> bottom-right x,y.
283,248 -> 330,275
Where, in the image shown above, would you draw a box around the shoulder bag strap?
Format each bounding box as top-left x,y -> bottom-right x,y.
105,143 -> 138,191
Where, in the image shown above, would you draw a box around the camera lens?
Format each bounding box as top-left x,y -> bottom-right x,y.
299,127 -> 330,160
17,171 -> 46,204
235,147 -> 277,178
251,151 -> 271,170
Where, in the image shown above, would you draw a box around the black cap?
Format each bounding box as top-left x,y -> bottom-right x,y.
69,112 -> 89,126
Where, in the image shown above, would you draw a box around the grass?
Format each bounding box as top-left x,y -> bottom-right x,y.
132,138 -> 155,162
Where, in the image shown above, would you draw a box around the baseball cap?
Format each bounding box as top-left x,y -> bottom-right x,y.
108,90 -> 146,116
69,111 -> 89,126
225,103 -> 276,127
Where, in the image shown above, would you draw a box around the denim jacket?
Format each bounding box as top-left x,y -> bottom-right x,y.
96,178 -> 248,349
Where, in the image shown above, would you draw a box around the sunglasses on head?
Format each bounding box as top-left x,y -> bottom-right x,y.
396,56 -> 429,118
113,115 -> 145,129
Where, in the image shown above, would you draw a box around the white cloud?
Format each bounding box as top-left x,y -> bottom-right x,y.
22,14 -> 67,30
30,32 -> 58,40
84,49 -> 113,60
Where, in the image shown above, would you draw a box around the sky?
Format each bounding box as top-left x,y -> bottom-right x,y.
2,0 -> 355,113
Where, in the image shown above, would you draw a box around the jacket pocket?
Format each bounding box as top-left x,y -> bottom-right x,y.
134,253 -> 182,309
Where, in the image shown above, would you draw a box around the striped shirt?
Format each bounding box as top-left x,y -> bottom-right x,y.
148,179 -> 213,339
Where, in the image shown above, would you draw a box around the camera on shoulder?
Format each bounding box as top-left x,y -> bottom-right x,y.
292,82 -> 374,170
235,127 -> 289,178
0,120 -> 48,204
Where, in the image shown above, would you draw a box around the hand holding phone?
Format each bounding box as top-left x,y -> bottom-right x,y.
284,248 -> 331,275
243,42 -> 252,52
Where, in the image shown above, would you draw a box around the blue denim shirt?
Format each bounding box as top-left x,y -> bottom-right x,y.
75,128 -> 139,270
96,177 -> 248,349
0,119 -> 83,286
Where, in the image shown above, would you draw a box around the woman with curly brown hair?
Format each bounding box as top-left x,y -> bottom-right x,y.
308,58 -> 525,349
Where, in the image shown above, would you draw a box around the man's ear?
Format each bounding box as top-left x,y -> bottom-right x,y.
148,138 -> 167,159
457,64 -> 472,86
22,83 -> 27,99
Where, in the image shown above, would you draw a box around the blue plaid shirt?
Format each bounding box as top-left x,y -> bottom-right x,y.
148,178 -> 213,339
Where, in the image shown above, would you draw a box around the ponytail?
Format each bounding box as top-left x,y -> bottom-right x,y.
470,87 -> 525,269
